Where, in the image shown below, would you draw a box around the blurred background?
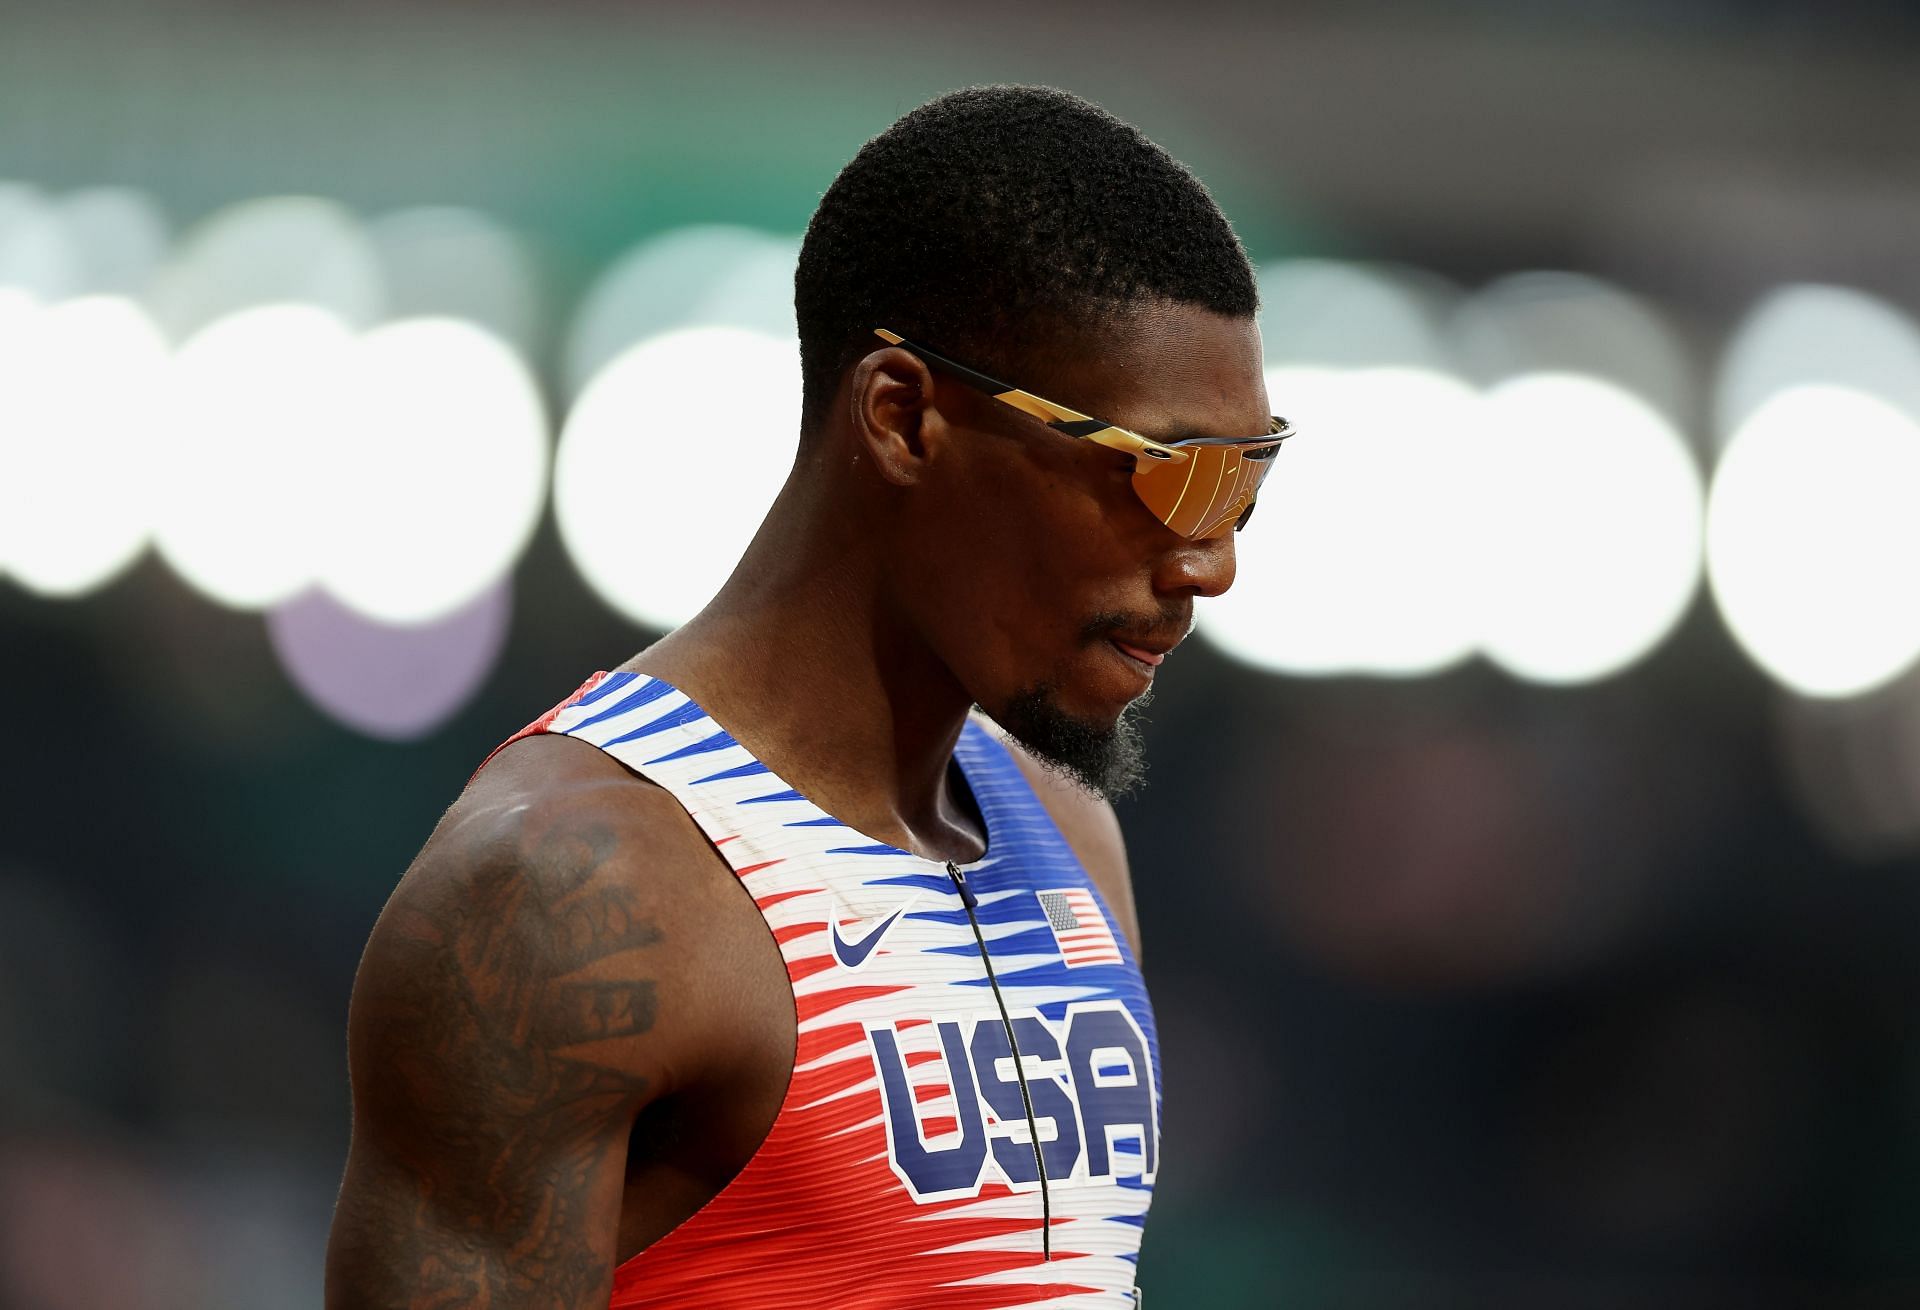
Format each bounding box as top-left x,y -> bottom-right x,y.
5,0 -> 1920,1305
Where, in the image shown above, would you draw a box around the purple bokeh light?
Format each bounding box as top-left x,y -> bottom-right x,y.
266,580 -> 510,741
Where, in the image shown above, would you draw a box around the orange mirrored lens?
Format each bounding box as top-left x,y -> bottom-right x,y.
1131,440 -> 1281,538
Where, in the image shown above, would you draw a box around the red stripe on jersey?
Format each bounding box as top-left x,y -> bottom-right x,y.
465,670 -> 608,784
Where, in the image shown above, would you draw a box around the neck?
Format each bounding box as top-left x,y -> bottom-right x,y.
623,468 -> 985,864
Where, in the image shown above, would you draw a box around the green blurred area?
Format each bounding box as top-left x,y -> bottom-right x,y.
0,2 -> 1325,314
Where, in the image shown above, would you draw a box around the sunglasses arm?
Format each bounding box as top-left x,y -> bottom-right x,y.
1082,427 -> 1192,465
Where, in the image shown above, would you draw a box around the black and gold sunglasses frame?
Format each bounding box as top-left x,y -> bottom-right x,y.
873,328 -> 1293,538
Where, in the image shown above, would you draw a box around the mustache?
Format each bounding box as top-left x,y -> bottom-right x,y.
1080,605 -> 1195,647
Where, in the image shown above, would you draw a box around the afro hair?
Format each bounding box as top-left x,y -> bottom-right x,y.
793,85 -> 1258,437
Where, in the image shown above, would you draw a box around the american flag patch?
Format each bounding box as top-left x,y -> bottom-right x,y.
1036,888 -> 1123,968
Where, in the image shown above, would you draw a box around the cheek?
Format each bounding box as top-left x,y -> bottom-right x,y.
980,465 -> 1119,589
914,468 -> 1112,667
974,446 -> 1133,554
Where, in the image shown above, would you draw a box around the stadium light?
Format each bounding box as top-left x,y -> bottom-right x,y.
1708,385 -> 1920,699
556,326 -> 800,631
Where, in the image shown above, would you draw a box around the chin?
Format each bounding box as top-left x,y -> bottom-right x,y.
986,681 -> 1153,801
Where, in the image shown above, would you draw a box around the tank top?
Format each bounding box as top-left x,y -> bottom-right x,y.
485,670 -> 1160,1308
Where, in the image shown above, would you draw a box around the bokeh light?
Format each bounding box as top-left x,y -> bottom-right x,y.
152,304 -> 359,610
1473,373 -> 1704,684
145,196 -> 386,341
316,318 -> 547,625
1210,367 -> 1703,686
267,581 -> 512,741
677,235 -> 800,339
563,225 -> 798,396
366,206 -> 542,356
0,287 -> 43,580
1200,367 -> 1484,676
1258,258 -> 1454,371
8,14 -> 1920,1303
1708,385 -> 1920,699
0,296 -> 169,598
555,326 -> 800,630
1449,271 -> 1693,427
1716,284 -> 1920,443
1777,669 -> 1920,863
56,186 -> 170,298
0,181 -> 82,300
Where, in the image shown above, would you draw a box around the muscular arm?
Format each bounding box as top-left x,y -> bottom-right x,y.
326,773 -> 683,1309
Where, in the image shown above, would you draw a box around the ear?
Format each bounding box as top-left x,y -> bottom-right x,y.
849,344 -> 947,487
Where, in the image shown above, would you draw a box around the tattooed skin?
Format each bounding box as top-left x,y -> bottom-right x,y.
327,804 -> 668,1310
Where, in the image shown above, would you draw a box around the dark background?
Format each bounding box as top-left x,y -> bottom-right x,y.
5,2 -> 1920,1305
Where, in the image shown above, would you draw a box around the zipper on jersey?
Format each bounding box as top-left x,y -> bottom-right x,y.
946,859 -> 1052,1261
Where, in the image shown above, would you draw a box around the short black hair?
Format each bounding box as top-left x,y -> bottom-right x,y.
794,85 -> 1259,437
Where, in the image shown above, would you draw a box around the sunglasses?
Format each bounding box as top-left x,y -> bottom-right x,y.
874,328 -> 1294,538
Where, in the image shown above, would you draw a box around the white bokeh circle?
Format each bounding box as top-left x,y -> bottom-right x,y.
317,318 -> 548,625
0,296 -> 169,597
556,326 -> 800,630
1473,373 -> 1704,684
1200,367 -> 1484,676
1708,385 -> 1920,699
152,304 -> 359,610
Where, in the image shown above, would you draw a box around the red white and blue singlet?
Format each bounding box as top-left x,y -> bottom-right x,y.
495,671 -> 1161,1308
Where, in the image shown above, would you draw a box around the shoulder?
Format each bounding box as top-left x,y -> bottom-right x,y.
351,733 -> 749,1108
330,735 -> 742,1302
447,730 -> 727,905
396,733 -> 737,981
967,713 -> 1144,962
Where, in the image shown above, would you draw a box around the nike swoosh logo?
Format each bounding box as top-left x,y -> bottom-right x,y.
829,895 -> 915,969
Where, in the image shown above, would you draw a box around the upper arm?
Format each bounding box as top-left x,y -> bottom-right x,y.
975,717 -> 1145,962
325,768 -> 696,1309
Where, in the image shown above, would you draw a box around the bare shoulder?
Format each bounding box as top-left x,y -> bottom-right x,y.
968,713 -> 1143,962
328,733 -> 755,1305
357,732 -> 747,1101
344,733 -> 754,1176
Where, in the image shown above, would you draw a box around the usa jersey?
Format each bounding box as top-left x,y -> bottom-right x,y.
491,671 -> 1160,1308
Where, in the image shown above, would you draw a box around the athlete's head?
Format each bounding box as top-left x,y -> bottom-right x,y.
794,85 -> 1266,799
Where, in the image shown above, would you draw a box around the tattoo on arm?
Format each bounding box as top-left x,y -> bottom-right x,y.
329,815 -> 670,1309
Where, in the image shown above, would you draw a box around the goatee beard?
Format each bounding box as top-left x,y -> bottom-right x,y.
991,683 -> 1153,801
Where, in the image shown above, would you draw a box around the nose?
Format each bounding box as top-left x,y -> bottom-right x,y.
1153,529 -> 1237,599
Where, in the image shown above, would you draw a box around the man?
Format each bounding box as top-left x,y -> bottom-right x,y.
325,84 -> 1281,1308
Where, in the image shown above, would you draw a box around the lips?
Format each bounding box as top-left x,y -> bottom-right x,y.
1110,639 -> 1167,667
